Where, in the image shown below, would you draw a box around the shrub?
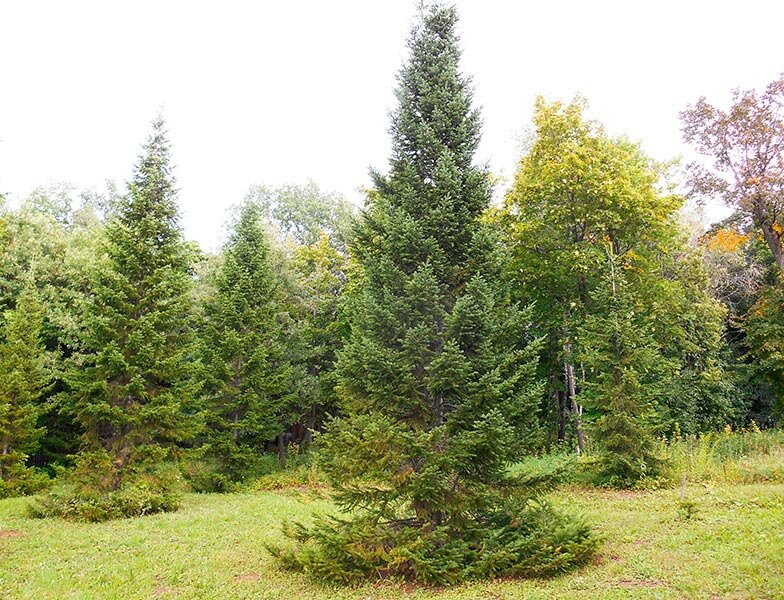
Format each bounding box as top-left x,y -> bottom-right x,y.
0,468 -> 51,499
252,463 -> 324,491
270,498 -> 597,585
28,451 -> 184,522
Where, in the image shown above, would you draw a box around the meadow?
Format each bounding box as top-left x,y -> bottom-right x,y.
2,430 -> 783,600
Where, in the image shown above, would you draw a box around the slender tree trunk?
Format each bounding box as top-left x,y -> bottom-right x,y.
563,343 -> 585,455
232,411 -> 239,441
304,404 -> 316,447
0,440 -> 9,480
434,392 -> 444,427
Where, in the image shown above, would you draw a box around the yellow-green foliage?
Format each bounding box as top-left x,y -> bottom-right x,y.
661,425 -> 784,485
253,464 -> 324,491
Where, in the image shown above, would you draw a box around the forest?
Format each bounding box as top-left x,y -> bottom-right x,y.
1,3 -> 783,598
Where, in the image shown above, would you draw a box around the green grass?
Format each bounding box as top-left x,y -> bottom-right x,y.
661,427 -> 784,485
2,482 -> 782,599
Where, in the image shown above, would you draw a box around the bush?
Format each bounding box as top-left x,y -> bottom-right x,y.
28,451 -> 184,522
252,464 -> 324,491
269,499 -> 597,585
181,450 -> 287,493
0,468 -> 51,499
181,462 -> 236,494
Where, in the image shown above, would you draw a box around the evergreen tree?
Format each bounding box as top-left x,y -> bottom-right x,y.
0,282 -> 50,494
197,201 -> 302,487
272,4 -> 596,584
37,117 -> 198,520
577,250 -> 669,486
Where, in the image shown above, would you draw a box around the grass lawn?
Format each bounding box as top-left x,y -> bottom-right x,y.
1,483 -> 782,599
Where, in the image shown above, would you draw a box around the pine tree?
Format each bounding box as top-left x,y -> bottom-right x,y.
38,117 -> 198,519
272,4 -> 596,584
577,250 -> 669,487
196,201 -> 302,488
0,282 -> 49,494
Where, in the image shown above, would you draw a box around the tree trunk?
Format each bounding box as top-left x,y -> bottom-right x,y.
232,411 -> 239,441
552,389 -> 567,444
304,405 -> 316,447
563,344 -> 585,455
0,440 -> 9,480
434,392 -> 444,427
760,221 -> 784,275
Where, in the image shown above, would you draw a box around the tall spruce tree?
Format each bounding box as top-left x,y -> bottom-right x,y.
577,250 -> 669,486
0,282 -> 50,494
40,117 -> 198,519
197,201 -> 302,488
272,4 -> 596,584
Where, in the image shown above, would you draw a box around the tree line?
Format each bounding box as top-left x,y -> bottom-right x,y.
0,1 -> 782,584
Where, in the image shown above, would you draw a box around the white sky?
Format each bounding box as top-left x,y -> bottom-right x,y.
1,0 -> 782,250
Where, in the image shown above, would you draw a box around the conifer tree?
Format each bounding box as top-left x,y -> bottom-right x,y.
577,250 -> 669,486
197,201 -> 302,487
273,4 -> 596,583
38,117 -> 198,519
0,282 -> 49,494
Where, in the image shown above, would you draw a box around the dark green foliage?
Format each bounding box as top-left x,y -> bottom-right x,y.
196,201 -> 303,487
273,4 -> 596,584
290,233 -> 351,441
577,256 -> 668,487
0,185 -> 119,471
43,117 -> 198,518
272,497 -> 595,585
744,281 -> 784,418
0,283 -> 51,495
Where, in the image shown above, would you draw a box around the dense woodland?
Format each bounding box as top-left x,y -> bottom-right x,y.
1,2 -> 783,585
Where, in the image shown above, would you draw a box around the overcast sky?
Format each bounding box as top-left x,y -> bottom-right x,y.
1,1 -> 782,250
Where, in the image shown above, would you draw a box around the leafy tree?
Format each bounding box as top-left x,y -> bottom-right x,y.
0,282 -> 50,495
197,201 -> 303,487
289,232 -> 350,444
272,4 -> 596,584
681,74 -> 784,274
499,97 -> 735,448
43,117 -> 198,519
648,227 -> 739,433
240,181 -> 356,450
246,181 -> 355,248
499,97 -> 677,450
682,75 -> 784,424
0,188 -> 111,470
744,281 -> 784,419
